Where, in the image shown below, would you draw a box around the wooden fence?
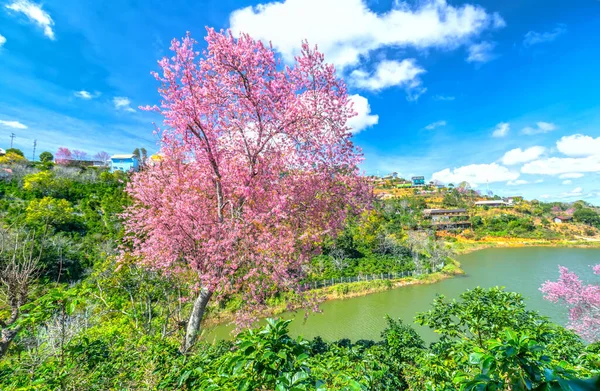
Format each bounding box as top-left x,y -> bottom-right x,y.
305,262 -> 445,290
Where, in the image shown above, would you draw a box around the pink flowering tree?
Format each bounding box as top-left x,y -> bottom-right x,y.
54,147 -> 72,165
94,151 -> 111,165
72,150 -> 88,161
122,29 -> 369,352
540,264 -> 600,342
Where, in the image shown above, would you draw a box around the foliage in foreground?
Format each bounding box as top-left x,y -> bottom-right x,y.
1,287 -> 599,390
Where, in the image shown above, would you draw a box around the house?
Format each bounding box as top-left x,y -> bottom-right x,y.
554,216 -> 573,224
0,148 -> 5,156
475,200 -> 511,207
423,208 -> 470,230
110,154 -> 140,172
411,176 -> 425,187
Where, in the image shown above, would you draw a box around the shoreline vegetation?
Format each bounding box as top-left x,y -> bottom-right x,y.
204,239 -> 600,330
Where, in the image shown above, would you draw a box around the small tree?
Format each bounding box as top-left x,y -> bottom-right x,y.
39,151 -> 54,163
541,264 -> 600,342
123,30 -> 368,352
0,229 -> 41,358
55,147 -> 72,165
94,151 -> 111,165
72,150 -> 88,161
5,148 -> 24,157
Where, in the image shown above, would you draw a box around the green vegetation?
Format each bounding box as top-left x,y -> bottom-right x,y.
0,163 -> 598,389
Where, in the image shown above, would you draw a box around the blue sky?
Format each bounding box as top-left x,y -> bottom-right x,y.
0,0 -> 599,203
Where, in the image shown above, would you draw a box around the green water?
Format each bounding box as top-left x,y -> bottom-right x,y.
205,247 -> 600,343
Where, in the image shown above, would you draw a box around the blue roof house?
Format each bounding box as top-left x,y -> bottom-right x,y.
110,154 -> 140,172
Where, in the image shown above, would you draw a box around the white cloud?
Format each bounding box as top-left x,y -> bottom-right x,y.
74,90 -> 99,100
5,0 -> 55,40
492,122 -> 509,137
350,59 -> 425,95
0,119 -> 27,129
507,179 -> 528,186
432,163 -> 519,185
0,34 -> 6,47
433,95 -> 455,101
424,120 -> 446,130
534,179 -> 544,183
501,146 -> 545,165
521,121 -> 556,135
521,155 -> 600,175
560,187 -> 583,198
113,97 -> 136,113
347,94 -> 378,134
562,180 -> 572,185
559,173 -> 584,179
523,25 -> 566,47
467,41 -> 496,63
229,0 -> 505,69
556,134 -> 600,157
540,194 -> 550,199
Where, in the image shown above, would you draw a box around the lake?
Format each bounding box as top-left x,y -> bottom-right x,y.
205,247 -> 600,342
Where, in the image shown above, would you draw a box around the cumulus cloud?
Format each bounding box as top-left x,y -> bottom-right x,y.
507,179 -> 528,186
559,173 -> 584,179
230,0 -> 504,69
113,97 -> 136,113
560,187 -> 583,199
0,34 -> 6,47
556,134 -> 600,157
347,94 -> 378,134
432,163 -> 519,185
350,59 -> 425,96
562,180 -> 572,185
521,121 -> 556,135
492,122 -> 509,137
467,41 -> 496,63
424,120 -> 446,130
5,0 -> 55,40
523,25 -> 566,47
0,119 -> 27,129
74,90 -> 100,100
521,155 -> 600,175
501,146 -> 545,165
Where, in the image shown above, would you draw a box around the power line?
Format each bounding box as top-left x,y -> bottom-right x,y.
9,133 -> 15,148
32,139 -> 37,161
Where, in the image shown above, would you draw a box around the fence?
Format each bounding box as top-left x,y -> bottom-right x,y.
305,262 -> 445,290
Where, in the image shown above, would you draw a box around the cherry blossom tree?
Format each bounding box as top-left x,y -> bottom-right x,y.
540,264 -> 600,342
94,151 -> 111,165
122,29 -> 369,352
54,147 -> 72,165
72,150 -> 88,161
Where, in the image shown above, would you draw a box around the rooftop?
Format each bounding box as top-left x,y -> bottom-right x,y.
111,154 -> 136,159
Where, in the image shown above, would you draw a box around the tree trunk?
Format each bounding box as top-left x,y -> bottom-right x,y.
0,328 -> 18,359
181,288 -> 212,354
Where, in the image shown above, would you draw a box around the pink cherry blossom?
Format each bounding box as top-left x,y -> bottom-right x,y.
121,29 -> 370,349
541,264 -> 600,342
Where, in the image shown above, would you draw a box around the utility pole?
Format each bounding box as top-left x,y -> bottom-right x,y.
9,133 -> 15,148
32,139 -> 37,161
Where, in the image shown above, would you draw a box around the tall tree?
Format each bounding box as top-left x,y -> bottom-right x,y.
132,148 -> 140,160
123,29 -> 368,352
54,147 -> 72,165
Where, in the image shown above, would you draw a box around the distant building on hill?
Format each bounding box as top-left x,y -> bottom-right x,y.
411,176 -> 425,186
475,200 -> 511,208
0,148 -> 5,156
554,216 -> 573,224
110,154 -> 140,172
423,208 -> 471,230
